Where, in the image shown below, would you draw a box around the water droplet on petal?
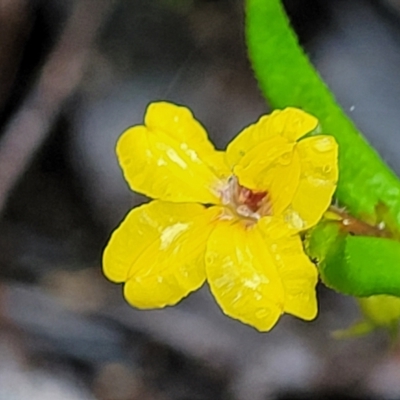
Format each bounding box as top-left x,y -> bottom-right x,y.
313,137 -> 334,153
254,292 -> 262,301
256,308 -> 271,319
322,165 -> 332,173
179,266 -> 189,278
205,254 -> 214,265
287,211 -> 305,230
278,151 -> 293,165
160,223 -> 188,250
289,118 -> 301,131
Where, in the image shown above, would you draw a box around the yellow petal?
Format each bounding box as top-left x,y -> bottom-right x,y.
233,136 -> 301,215
285,135 -> 338,230
226,108 -> 319,168
205,221 -> 285,331
258,220 -> 318,320
117,102 -> 230,204
258,215 -> 297,240
145,102 -> 231,179
103,200 -> 221,308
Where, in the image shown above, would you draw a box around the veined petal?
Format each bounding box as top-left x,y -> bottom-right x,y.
285,136 -> 338,230
206,221 -> 285,331
117,102 -> 230,204
233,136 -> 301,215
226,108 -> 319,168
258,222 -> 318,320
103,201 -> 221,308
145,102 -> 231,179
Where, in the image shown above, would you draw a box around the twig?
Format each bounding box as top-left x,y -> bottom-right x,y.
0,0 -> 30,111
0,0 -> 113,215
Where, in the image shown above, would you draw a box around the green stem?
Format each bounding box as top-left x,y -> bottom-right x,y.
245,0 -> 400,229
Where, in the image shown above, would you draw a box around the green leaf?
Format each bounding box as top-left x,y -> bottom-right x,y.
307,221 -> 400,297
245,0 -> 400,229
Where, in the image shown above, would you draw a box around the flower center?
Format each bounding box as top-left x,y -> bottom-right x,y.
221,176 -> 272,221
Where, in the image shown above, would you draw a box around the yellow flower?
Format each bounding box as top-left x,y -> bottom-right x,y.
103,102 -> 338,331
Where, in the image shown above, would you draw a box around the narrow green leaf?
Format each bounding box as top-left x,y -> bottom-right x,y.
245,0 -> 400,228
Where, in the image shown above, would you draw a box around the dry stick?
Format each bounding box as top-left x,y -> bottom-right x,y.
0,0 -> 30,112
0,0 -> 113,214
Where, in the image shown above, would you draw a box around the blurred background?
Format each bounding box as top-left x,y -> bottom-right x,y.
1,0 -> 400,399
